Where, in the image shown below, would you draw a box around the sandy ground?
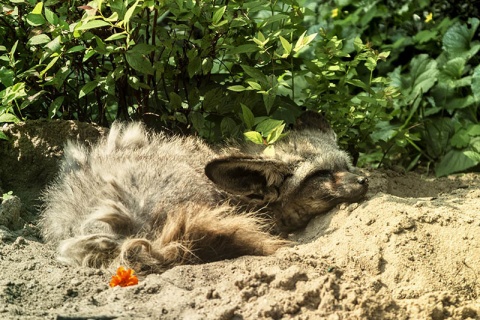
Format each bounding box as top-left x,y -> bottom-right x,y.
0,120 -> 479,320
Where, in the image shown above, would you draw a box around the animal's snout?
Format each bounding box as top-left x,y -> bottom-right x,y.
357,176 -> 368,185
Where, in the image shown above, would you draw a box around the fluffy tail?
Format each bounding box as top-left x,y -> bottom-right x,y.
57,204 -> 288,274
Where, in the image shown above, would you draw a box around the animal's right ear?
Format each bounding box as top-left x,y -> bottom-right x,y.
204,157 -> 292,201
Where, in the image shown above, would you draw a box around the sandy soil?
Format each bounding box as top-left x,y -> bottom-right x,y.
0,120 -> 479,320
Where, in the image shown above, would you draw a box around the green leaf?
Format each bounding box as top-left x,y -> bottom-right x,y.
279,36 -> 292,55
124,0 -> 141,26
261,75 -> 278,113
79,80 -> 99,98
228,44 -> 259,55
211,20 -> 228,28
39,56 -> 59,77
26,14 -> 46,26
439,57 -> 466,81
31,2 -> 43,14
189,112 -> 204,132
2,82 -> 26,105
203,88 -> 223,112
105,33 -> 127,41
45,36 -> 62,54
44,7 -> 58,25
256,118 -> 284,136
353,37 -> 363,52
472,65 -> 480,102
450,129 -> 470,148
464,150 -> 480,162
94,35 -> 107,54
435,149 -> 479,177
241,104 -> 255,129
129,43 -> 156,54
260,14 -> 289,27
230,17 -> 248,28
244,131 -> 264,145
227,85 -> 247,92
370,121 -> 399,143
212,6 -> 226,25
83,49 -> 96,62
76,19 -> 110,31
407,54 -> 438,101
28,34 -> 51,46
105,12 -> 119,22
442,18 -> 480,59
414,30 -> 438,44
266,123 -> 285,144
241,65 -> 268,86
467,124 -> 480,136
377,51 -> 390,60
424,118 -> 454,159
0,67 -> 14,87
444,95 -> 476,111
48,96 -> 64,118
247,81 -> 262,90
175,112 -> 187,124
0,113 -> 20,123
125,52 -> 154,75
357,95 -> 378,104
127,75 -> 142,90
221,117 -> 236,136
470,136 -> 480,152
65,45 -> 85,54
346,79 -> 371,93
169,92 -> 183,110
202,58 -> 213,74
10,41 -> 18,57
188,56 -> 202,78
252,35 -> 268,48
364,56 -> 377,71
293,31 -> 317,53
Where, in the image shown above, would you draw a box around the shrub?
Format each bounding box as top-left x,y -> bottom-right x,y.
307,0 -> 480,175
1,0 -> 317,141
1,0 -> 478,176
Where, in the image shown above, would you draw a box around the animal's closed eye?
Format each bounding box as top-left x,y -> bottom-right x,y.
302,170 -> 334,185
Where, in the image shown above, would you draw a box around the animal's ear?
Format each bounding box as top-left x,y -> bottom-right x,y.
295,111 -> 336,138
205,157 -> 292,201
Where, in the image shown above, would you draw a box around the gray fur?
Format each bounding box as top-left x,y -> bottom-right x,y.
40,112 -> 367,274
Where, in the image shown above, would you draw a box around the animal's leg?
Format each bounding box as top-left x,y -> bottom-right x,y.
57,234 -> 121,268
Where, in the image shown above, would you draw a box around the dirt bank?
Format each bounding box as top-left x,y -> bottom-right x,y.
0,120 -> 479,319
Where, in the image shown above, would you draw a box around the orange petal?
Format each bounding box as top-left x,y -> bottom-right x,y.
110,266 -> 139,287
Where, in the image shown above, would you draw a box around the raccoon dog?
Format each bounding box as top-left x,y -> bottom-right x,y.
40,111 -> 368,274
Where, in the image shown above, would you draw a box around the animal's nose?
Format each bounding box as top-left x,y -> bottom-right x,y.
357,176 -> 368,185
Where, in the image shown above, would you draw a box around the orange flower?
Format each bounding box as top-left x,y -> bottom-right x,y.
109,266 -> 139,287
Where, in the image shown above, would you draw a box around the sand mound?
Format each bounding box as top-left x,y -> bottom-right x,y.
0,120 -> 479,319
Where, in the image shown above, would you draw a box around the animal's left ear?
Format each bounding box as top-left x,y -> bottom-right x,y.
295,111 -> 337,140
205,156 -> 292,201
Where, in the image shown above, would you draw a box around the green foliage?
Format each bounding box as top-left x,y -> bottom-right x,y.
302,34 -> 398,164
242,103 -> 287,156
0,0 -> 317,142
384,18 -> 480,176
311,0 -> 480,176
1,0 -> 479,176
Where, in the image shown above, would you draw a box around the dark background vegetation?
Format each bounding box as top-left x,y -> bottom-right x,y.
1,0 -> 479,176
